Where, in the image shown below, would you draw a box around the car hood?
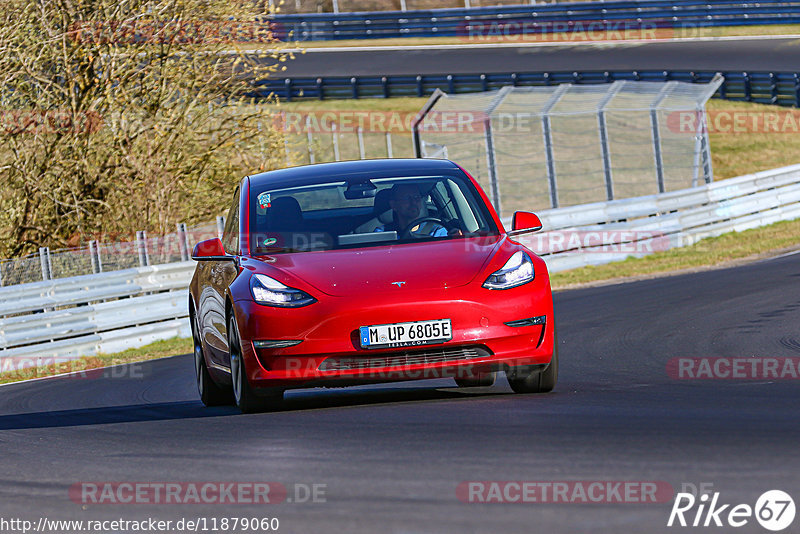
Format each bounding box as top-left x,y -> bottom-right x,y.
254,236 -> 504,297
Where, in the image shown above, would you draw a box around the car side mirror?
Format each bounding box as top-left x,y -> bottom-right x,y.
510,211 -> 543,234
192,238 -> 234,261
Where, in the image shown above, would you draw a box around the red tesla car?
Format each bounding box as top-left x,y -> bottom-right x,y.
189,159 -> 557,412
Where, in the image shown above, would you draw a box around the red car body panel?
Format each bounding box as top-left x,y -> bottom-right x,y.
189,159 -> 555,393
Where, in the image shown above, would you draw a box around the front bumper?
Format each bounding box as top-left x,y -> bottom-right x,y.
233,281 -> 554,390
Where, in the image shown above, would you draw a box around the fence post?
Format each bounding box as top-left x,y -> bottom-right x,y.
597,81 -> 624,201
332,0 -> 339,13
412,89 -> 445,158
650,81 -> 677,194
541,84 -> 570,208
135,231 -> 150,267
332,123 -> 341,161
697,73 -> 724,185
357,127 -> 366,159
0,261 -> 3,287
306,115 -> 316,164
216,216 -> 226,240
89,240 -> 100,274
39,247 -> 51,281
482,87 -> 513,217
177,223 -> 189,262
386,132 -> 393,158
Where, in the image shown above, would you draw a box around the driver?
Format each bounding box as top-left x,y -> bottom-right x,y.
374,183 -> 450,237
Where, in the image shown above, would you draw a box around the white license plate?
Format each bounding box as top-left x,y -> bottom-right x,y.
359,319 -> 452,349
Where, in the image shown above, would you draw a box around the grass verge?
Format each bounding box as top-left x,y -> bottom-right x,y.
0,337 -> 192,385
550,218 -> 800,290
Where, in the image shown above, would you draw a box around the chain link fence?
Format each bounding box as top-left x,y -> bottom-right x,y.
412,76 -> 724,217
0,222 -> 222,287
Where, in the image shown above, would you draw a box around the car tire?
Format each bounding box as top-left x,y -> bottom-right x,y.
228,313 -> 283,414
507,330 -> 559,394
454,371 -> 496,388
191,306 -> 231,407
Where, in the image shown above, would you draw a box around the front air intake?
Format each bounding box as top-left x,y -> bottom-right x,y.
318,346 -> 491,371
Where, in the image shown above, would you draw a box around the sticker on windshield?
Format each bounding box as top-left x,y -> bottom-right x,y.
262,237 -> 278,247
257,192 -> 271,209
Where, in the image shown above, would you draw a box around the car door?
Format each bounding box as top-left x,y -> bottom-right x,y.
198,186 -> 241,370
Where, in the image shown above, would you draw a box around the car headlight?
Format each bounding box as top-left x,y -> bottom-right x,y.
250,274 -> 316,307
483,251 -> 534,290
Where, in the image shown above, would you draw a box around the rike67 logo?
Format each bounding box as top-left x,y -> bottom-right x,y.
668,490 -> 795,531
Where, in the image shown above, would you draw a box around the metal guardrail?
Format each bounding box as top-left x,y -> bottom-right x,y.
0,262 -> 194,362
271,0 -> 800,40
514,163 -> 800,272
259,70 -> 800,107
2,164 -> 800,363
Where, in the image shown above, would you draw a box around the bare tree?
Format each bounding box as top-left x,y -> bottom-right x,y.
0,0 -> 293,257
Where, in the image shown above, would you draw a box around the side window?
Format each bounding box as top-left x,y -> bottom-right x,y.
221,186 -> 240,254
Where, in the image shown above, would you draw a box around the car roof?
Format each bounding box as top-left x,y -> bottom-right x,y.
247,159 -> 462,190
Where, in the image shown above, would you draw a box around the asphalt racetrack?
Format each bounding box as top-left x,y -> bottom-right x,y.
275,37 -> 800,77
2,251 -> 799,533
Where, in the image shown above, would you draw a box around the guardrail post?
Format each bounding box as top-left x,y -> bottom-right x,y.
597,81 -> 624,201
743,72 -> 752,102
176,224 -> 189,262
136,231 -> 150,267
351,77 -> 359,99
650,81 -> 677,194
39,247 -> 52,281
284,78 -> 292,102
794,74 -> 800,107
416,75 -> 424,97
332,123 -> 340,161
770,72 -> 778,105
381,76 -> 389,98
357,127 -> 366,159
216,216 -> 225,240
541,84 -> 570,208
316,78 -> 324,100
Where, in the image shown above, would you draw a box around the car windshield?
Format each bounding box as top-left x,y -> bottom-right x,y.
249,173 -> 499,254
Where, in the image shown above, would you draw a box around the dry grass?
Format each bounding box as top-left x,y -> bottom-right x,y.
0,337 -> 192,385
